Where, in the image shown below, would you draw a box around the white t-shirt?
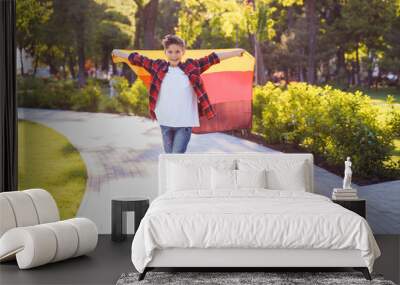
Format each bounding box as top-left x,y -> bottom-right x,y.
155,66 -> 200,127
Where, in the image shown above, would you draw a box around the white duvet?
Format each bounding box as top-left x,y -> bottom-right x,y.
131,189 -> 381,273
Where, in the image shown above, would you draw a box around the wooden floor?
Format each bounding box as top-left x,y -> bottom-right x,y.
0,235 -> 398,285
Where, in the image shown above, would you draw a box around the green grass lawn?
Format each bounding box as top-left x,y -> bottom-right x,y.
353,87 -> 400,164
18,119 -> 87,220
392,139 -> 400,163
361,87 -> 400,104
355,86 -> 399,111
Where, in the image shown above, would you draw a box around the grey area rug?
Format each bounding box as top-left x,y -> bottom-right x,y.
116,271 -> 396,285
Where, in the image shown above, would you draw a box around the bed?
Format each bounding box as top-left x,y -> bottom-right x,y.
130,152 -> 381,281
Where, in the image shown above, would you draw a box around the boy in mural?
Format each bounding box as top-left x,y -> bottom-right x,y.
112,34 -> 244,153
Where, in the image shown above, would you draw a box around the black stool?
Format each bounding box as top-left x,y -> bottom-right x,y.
111,197 -> 149,242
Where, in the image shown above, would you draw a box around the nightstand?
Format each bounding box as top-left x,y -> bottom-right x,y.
111,197 -> 150,242
332,199 -> 366,218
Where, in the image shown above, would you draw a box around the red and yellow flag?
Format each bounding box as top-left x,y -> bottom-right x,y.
112,49 -> 255,134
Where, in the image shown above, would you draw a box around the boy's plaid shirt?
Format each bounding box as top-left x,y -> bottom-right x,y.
128,51 -> 220,121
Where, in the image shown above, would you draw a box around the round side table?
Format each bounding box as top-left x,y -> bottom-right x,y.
111,197 -> 149,242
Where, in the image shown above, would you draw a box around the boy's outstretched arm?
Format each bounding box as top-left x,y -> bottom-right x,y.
197,48 -> 245,74
215,49 -> 245,61
112,49 -> 156,74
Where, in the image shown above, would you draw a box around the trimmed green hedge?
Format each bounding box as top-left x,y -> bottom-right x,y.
113,76 -> 148,116
17,76 -> 149,116
253,82 -> 400,179
17,76 -> 76,109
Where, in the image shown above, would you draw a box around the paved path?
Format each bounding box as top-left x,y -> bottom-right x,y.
18,108 -> 400,234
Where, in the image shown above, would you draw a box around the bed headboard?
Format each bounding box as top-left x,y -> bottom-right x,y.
158,152 -> 314,196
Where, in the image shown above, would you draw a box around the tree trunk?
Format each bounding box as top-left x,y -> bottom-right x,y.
355,42 -> 360,86
305,0 -> 317,84
76,27 -> 86,88
112,62 -> 117,76
298,65 -> 302,81
101,47 -> 109,72
284,67 -> 289,86
49,64 -> 58,76
143,0 -> 158,49
334,47 -> 345,76
250,34 -> 258,84
62,65 -> 66,79
350,61 -> 355,86
62,49 -> 67,80
67,49 -> 76,79
287,6 -> 294,30
44,45 -> 59,76
298,48 -> 305,82
325,60 -> 331,82
33,56 -> 39,75
255,39 -> 267,85
235,25 -> 239,48
302,67 -> 307,81
348,63 -> 352,86
133,1 -> 144,49
19,47 -> 24,76
247,0 -> 266,86
334,46 -> 348,87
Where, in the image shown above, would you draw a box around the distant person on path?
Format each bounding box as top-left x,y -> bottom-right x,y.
112,34 -> 244,153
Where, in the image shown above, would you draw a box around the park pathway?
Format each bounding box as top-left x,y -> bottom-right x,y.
18,108 -> 399,234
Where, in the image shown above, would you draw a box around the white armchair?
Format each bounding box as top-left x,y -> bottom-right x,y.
0,188 -> 98,269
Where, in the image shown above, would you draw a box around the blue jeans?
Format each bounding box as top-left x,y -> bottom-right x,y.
160,125 -> 192,153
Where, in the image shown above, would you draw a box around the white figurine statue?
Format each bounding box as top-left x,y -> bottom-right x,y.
342,156 -> 352,189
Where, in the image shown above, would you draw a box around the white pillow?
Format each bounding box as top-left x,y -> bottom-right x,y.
211,167 -> 236,190
237,159 -> 307,191
167,162 -> 209,191
267,162 -> 307,191
236,169 -> 267,189
167,160 -> 236,192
